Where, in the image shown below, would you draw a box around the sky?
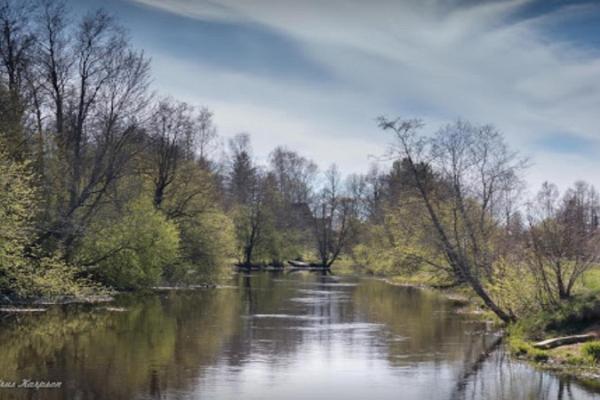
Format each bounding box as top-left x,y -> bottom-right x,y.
70,0 -> 600,194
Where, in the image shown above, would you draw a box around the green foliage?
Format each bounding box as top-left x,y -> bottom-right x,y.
582,341 -> 600,363
507,294 -> 600,342
352,203 -> 447,278
0,147 -> 36,275
485,258 -> 543,319
0,146 -> 97,301
506,330 -> 549,362
78,196 -> 180,290
542,295 -> 600,333
581,267 -> 600,294
175,208 -> 236,281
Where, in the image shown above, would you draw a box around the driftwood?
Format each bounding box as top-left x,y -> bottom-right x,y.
532,333 -> 598,350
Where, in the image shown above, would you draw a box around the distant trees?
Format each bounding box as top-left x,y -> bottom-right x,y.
269,146 -> 317,205
526,182 -> 600,305
195,107 -> 219,169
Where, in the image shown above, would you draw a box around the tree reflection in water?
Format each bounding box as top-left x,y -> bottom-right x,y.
0,273 -> 598,400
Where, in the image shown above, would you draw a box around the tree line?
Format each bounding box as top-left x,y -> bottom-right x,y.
1,0 -> 599,325
0,0 -> 362,300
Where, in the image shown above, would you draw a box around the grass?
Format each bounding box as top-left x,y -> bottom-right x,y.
582,341 -> 600,363
507,335 -> 550,362
581,267 -> 600,293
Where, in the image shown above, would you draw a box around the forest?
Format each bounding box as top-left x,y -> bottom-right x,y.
1,0 -> 599,333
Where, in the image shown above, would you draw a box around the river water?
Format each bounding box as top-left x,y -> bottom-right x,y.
0,272 -> 598,400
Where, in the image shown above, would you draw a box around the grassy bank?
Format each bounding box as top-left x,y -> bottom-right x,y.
504,284 -> 600,381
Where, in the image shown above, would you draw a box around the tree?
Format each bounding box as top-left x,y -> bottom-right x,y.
269,146 -> 317,205
526,181 -> 600,305
144,99 -> 196,210
377,117 -> 526,322
78,195 -> 180,290
33,4 -> 151,258
0,0 -> 36,159
232,169 -> 269,266
267,146 -> 317,258
196,106 -> 219,169
311,164 -> 357,269
227,133 -> 255,206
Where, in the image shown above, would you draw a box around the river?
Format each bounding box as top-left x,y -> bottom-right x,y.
0,272 -> 598,400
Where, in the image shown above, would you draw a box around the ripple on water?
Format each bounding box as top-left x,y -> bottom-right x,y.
296,322 -> 385,332
306,282 -> 358,287
242,314 -> 326,321
290,295 -> 351,304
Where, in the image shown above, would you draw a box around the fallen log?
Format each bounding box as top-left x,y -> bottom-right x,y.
532,333 -> 598,350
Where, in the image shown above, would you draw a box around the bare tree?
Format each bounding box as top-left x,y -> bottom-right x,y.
230,167 -> 283,268
0,0 -> 36,157
32,4 -> 151,257
195,106 -> 219,168
526,181 -> 600,305
378,117 -> 526,322
311,164 -> 357,269
145,98 -> 195,209
269,146 -> 317,205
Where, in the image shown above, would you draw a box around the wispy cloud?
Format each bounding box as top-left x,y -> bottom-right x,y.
127,0 -> 600,191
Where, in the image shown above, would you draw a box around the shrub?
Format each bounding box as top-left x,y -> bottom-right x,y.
582,341 -> 600,364
78,197 -> 180,290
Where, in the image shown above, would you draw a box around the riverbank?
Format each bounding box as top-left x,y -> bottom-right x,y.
380,272 -> 600,384
507,330 -> 600,387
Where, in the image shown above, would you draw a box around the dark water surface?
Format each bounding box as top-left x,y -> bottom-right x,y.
0,273 -> 599,400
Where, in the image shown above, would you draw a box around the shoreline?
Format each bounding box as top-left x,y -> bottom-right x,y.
0,282 -> 229,310
3,271 -> 600,387
380,274 -> 600,386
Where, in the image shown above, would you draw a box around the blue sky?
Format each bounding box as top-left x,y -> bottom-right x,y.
70,0 -> 600,192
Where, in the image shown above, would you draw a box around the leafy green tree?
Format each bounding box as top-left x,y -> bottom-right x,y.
378,118 -> 527,322
176,209 -> 235,280
78,196 -> 180,290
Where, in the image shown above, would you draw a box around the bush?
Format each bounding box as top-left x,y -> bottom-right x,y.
0,146 -> 97,301
78,197 -> 180,290
551,296 -> 600,329
582,341 -> 600,364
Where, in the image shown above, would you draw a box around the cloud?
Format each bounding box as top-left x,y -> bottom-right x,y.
535,132 -> 599,156
129,0 -> 600,191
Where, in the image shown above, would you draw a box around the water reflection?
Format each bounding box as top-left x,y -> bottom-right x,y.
0,273 -> 598,400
